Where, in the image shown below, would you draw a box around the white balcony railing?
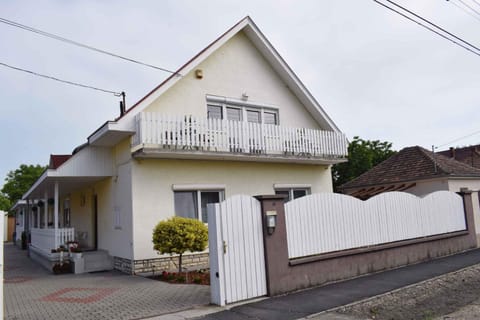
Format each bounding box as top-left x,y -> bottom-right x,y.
30,228 -> 75,253
132,113 -> 348,159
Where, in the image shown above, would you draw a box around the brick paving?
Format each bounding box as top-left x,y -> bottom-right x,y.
4,243 -> 210,320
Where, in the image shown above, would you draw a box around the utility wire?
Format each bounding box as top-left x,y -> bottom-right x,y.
376,0 -> 480,55
0,17 -> 180,76
448,0 -> 480,22
435,129 -> 480,149
457,0 -> 480,17
472,0 -> 480,8
0,61 -> 122,95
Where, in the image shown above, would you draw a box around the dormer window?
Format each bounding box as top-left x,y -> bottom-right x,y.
206,95 -> 279,125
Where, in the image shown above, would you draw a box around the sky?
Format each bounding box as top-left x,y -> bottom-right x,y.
0,0 -> 479,188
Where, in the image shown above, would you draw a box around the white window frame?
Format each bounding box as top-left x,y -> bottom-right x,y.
173,185 -> 225,223
206,95 -> 279,125
274,184 -> 311,202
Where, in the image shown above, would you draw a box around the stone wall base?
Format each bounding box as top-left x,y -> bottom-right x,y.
113,253 -> 209,275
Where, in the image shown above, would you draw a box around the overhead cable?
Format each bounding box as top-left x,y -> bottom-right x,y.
0,61 -> 122,95
0,17 -> 181,75
373,0 -> 480,57
435,129 -> 480,149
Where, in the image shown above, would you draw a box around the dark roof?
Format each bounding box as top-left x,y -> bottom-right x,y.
438,144 -> 480,169
49,155 -> 71,169
340,146 -> 480,190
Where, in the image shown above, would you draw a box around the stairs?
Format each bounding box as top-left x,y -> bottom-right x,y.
77,250 -> 113,273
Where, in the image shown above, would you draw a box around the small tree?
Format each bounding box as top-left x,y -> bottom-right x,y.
152,216 -> 208,272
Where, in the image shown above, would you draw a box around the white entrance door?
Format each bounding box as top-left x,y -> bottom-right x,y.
208,195 -> 267,306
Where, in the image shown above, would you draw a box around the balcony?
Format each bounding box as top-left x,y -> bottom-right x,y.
131,113 -> 348,164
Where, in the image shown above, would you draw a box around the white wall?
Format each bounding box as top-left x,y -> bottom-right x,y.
131,158 -> 332,260
94,138 -> 134,259
144,31 -> 322,130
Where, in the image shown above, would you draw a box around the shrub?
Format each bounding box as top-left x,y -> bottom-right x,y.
152,216 -> 208,272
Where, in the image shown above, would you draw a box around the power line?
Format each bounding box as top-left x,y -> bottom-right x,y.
457,0 -> 480,17
435,129 -> 480,149
0,17 -> 181,76
373,0 -> 480,57
0,61 -> 122,95
448,0 -> 480,22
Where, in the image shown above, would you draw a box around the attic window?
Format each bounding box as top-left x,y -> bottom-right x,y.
206,95 -> 279,125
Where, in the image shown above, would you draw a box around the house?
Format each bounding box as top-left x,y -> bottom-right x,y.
339,146 -> 480,242
438,144 -> 480,169
20,16 -> 348,274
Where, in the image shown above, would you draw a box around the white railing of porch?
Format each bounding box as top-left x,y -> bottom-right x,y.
133,113 -> 348,159
30,228 -> 75,253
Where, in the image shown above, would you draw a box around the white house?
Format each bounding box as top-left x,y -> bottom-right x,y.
21,16 -> 348,274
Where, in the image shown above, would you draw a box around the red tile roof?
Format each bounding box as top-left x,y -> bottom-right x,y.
438,145 -> 480,169
49,155 -> 71,169
340,146 -> 480,191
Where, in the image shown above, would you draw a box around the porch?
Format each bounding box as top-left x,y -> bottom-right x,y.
30,227 -> 75,254
131,113 -> 348,163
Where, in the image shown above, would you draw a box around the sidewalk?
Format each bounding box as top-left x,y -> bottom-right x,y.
193,248 -> 480,320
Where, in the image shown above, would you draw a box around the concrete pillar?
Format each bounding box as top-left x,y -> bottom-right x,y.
44,191 -> 48,229
54,181 -> 59,249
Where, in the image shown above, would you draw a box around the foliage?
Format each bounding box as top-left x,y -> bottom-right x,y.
1,164 -> 46,211
332,136 -> 396,190
152,216 -> 208,272
0,194 -> 10,212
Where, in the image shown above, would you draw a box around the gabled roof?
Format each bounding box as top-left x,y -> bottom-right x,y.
49,155 -> 71,169
111,16 -> 341,133
340,146 -> 480,191
438,144 -> 480,169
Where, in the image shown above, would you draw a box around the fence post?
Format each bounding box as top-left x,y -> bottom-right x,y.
459,190 -> 478,246
254,194 -> 290,296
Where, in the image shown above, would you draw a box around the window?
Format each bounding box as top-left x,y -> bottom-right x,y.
206,96 -> 279,125
174,190 -> 224,223
246,110 -> 261,123
207,105 -> 223,119
275,188 -> 310,202
226,107 -> 242,121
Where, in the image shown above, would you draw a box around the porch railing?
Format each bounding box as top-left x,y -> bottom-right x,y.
133,113 -> 348,159
30,228 -> 75,253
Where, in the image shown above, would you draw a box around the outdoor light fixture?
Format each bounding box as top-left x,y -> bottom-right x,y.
265,210 -> 277,235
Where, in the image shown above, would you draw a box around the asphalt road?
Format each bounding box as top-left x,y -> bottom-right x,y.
196,249 -> 480,320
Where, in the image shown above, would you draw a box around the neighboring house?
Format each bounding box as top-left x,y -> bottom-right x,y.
339,146 -> 480,242
20,16 -> 348,274
438,144 -> 480,169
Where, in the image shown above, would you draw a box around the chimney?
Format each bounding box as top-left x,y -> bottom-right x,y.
119,101 -> 125,116
449,147 -> 456,158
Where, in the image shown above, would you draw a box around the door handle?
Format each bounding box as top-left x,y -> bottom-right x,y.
223,241 -> 227,254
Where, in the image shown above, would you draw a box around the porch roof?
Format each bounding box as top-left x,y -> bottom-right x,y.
23,146 -> 113,199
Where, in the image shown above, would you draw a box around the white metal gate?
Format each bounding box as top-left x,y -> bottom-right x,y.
208,195 -> 267,306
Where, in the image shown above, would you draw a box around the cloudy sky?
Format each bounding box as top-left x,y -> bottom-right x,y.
1,0 -> 479,187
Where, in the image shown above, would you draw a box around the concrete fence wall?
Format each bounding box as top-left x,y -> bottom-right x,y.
256,191 -> 478,296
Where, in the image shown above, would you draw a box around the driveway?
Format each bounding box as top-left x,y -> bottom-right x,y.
4,243 -> 210,320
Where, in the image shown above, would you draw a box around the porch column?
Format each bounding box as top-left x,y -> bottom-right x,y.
54,181 -> 59,249
44,191 -> 48,229
36,202 -> 40,228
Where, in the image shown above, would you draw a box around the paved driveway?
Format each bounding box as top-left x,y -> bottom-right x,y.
4,243 -> 210,320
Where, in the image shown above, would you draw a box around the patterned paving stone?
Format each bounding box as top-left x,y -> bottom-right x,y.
4,243 -> 210,320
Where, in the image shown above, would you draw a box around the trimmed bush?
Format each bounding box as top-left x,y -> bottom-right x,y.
152,217 -> 208,272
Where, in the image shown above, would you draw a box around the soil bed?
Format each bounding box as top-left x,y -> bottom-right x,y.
149,270 -> 210,285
